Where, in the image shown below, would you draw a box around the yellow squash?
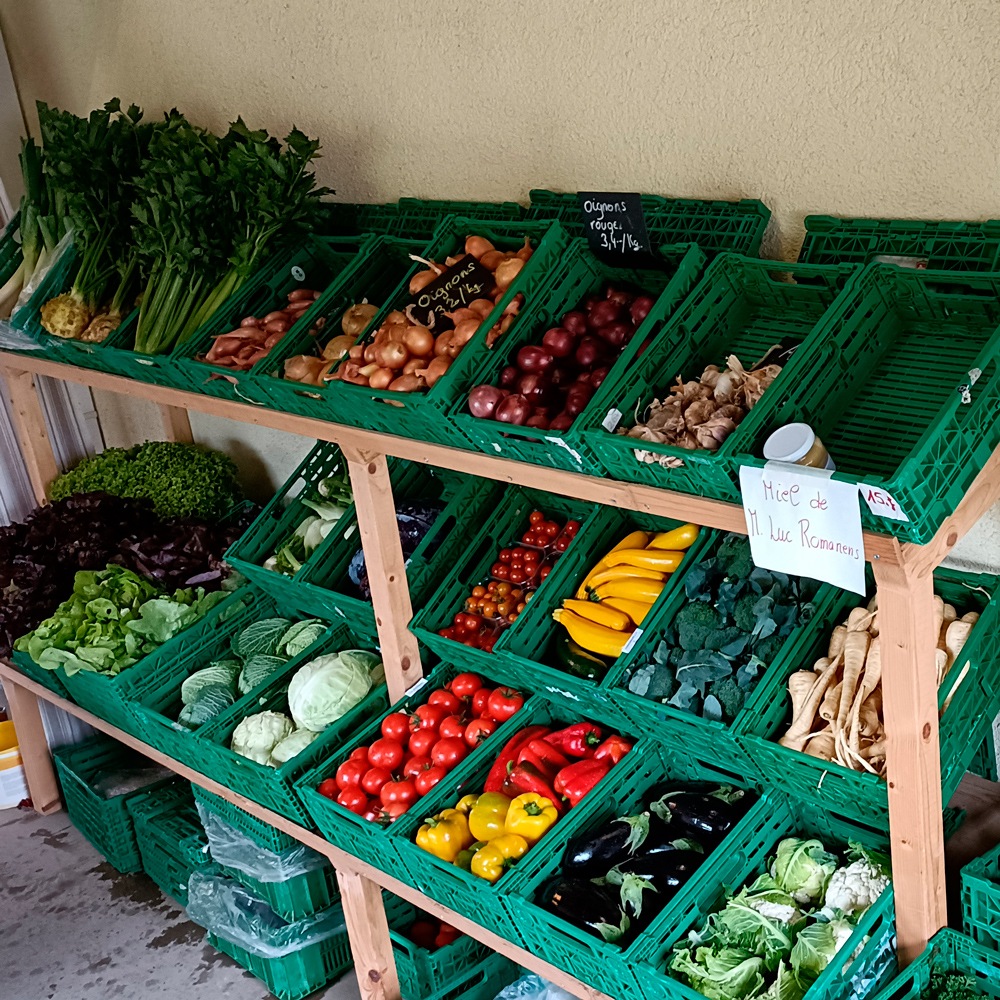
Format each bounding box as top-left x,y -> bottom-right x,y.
574,530 -> 651,597
553,608 -> 631,657
604,548 -> 685,573
601,597 -> 655,626
593,578 -> 666,604
648,524 -> 700,550
562,598 -> 632,632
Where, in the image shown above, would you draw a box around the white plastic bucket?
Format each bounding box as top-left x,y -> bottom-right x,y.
0,719 -> 29,808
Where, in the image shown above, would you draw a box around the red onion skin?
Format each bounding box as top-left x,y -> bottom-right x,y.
606,288 -> 635,308
499,365 -> 519,388
561,311 -> 588,337
582,296 -> 601,313
517,372 -> 551,405
468,384 -> 505,419
630,296 -> 655,325
575,336 -> 604,369
526,414 -> 550,429
516,345 -> 555,373
541,327 -> 575,358
495,394 -> 532,425
598,321 -> 632,348
591,366 -> 610,389
549,412 -> 574,431
564,385 -> 592,417
586,300 -> 621,331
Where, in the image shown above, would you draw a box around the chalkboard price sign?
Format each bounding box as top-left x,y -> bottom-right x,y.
578,192 -> 653,262
406,256 -> 495,327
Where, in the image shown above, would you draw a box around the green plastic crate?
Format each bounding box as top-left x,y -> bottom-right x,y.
418,952 -> 521,1000
56,586 -> 250,737
492,514 -> 714,731
627,793 -> 896,1000
409,485 -> 607,679
382,696 -> 636,952
970,730 -> 998,782
218,860 -> 338,924
799,214 -> 1000,271
579,254 -> 858,500
736,264 -> 1000,543
526,189 -> 772,257
171,236 -> 369,402
268,218 -> 570,447
206,898 -> 352,1000
254,235 -> 435,420
296,662 -> 534,880
868,929 -> 1000,1000
192,783 -> 299,853
388,894 -> 492,999
743,567 -> 1000,829
450,238 -> 706,474
592,533 -> 844,780
0,210 -> 22,288
504,740 -> 762,1000
321,198 -> 525,241
127,783 -> 210,904
53,735 -> 172,873
192,618 -> 388,824
10,649 -> 70,699
962,838 -> 1000,950
129,586 -> 336,776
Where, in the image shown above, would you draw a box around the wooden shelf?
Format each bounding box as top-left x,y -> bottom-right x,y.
4,348 -> 1000,992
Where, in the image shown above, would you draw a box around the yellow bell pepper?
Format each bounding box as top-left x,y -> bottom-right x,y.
415,809 -> 474,862
454,794 -> 479,815
468,792 -> 512,842
505,793 -> 558,845
453,841 -> 487,871
470,834 -> 529,883
648,524 -> 700,550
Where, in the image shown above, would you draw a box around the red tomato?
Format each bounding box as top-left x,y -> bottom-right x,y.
402,755 -> 432,779
435,923 -> 461,948
407,920 -> 439,950
415,765 -> 449,796
438,715 -> 466,740
381,802 -> 409,823
361,766 -> 392,796
428,689 -> 463,714
487,688 -> 524,722
381,712 -> 411,745
498,548 -> 513,564
542,521 -> 560,538
471,688 -> 493,717
493,564 -> 510,581
409,729 -> 438,758
336,787 -> 369,815
529,510 -> 545,526
335,759 -> 367,791
363,803 -> 386,824
318,778 -> 339,799
380,779 -> 418,807
465,718 -> 498,748
450,673 -> 483,699
368,738 -> 405,772
565,520 -> 581,536
413,704 -> 448,731
431,737 -> 468,770
349,746 -> 370,762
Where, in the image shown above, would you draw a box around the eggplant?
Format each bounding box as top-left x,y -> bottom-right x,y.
539,876 -> 630,944
608,850 -> 704,931
562,811 -> 673,875
646,785 -> 751,846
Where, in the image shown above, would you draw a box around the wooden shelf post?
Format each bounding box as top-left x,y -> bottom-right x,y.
1,366 -> 59,503
2,673 -> 62,813
343,448 -> 423,702
338,869 -> 402,1000
158,403 -> 193,444
873,555 -> 947,964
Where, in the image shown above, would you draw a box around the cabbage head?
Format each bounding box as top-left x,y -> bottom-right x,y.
231,711 -> 294,765
287,649 -> 381,732
268,728 -> 320,768
770,837 -> 839,905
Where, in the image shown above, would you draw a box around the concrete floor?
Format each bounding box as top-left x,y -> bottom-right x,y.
0,807 -> 361,1000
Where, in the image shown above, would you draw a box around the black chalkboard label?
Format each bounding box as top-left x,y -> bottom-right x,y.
406,256 -> 495,327
578,192 -> 652,262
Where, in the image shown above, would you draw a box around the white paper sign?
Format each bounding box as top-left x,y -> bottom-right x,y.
739,462 -> 866,595
858,484 -> 910,522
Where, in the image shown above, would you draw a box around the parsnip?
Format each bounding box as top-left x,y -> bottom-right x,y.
805,731 -> 836,759
828,625 -> 848,661
837,629 -> 870,734
820,681 -> 843,723
780,662 -> 839,753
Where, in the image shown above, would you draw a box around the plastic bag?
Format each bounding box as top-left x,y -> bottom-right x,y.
186,868 -> 345,959
196,801 -> 329,881
494,974 -> 584,1000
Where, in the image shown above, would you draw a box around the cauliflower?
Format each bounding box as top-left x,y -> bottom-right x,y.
823,846 -> 890,917
231,710 -> 295,765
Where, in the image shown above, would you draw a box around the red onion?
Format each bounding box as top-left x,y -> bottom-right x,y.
468,384 -> 506,419
495,394 -> 532,425
549,412 -> 574,431
575,336 -> 604,369
517,345 -> 554,373
587,299 -> 621,330
591,366 -> 610,388
499,365 -> 519,388
550,365 -> 574,387
526,414 -> 550,429
541,327 -> 575,358
598,321 -> 632,349
565,384 -> 592,417
561,311 -> 587,337
630,295 -> 655,326
606,288 -> 635,308
582,295 -> 601,312
517,371 -> 551,405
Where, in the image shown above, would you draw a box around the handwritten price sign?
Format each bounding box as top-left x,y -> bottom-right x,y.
739,463 -> 866,595
578,192 -> 652,263
859,484 -> 909,522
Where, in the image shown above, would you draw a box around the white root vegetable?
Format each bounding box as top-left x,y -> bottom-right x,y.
820,681 -> 842,723
779,662 -> 839,753
805,731 -> 836,759
813,656 -> 831,674
828,626 -> 848,661
945,620 -> 973,666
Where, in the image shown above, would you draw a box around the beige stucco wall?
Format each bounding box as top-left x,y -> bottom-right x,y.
2,0 -> 1000,563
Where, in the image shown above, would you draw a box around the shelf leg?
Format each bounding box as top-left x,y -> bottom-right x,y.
873,558 -> 946,965
343,449 -> 423,703
2,672 -> 61,813
338,869 -> 401,1000
1,366 -> 59,503
158,403 -> 193,444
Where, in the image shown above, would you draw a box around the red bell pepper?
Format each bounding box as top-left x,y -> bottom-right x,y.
503,762 -> 564,812
593,735 -> 633,765
554,758 -> 611,806
483,725 -> 551,792
546,722 -> 604,758
517,738 -> 571,776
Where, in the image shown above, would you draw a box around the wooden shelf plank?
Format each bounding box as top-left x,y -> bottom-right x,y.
0,352 -> 904,564
0,661 -> 612,1000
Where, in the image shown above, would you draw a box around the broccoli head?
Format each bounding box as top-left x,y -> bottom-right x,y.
704,626 -> 747,653
675,602 -> 723,651
732,592 -> 761,633
708,675 -> 746,720
754,633 -> 785,664
718,534 -> 754,580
